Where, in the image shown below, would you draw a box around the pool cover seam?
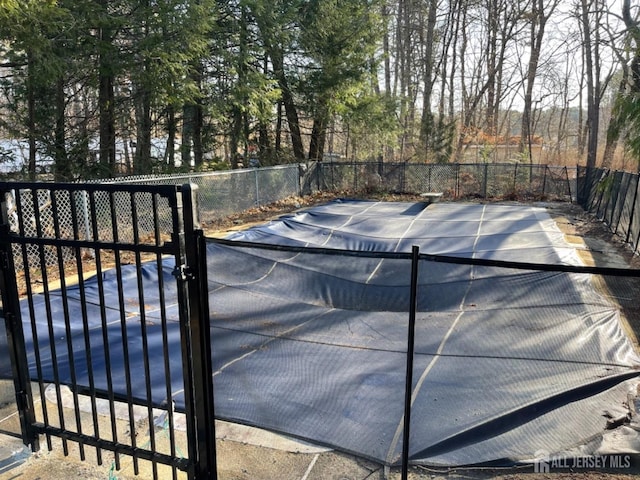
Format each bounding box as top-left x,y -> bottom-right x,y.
385,205 -> 488,464
207,324 -> 634,369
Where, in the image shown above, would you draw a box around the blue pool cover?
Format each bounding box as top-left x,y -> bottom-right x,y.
7,200 -> 640,466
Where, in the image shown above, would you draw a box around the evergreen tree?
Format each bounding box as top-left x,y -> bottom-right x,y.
299,0 -> 384,161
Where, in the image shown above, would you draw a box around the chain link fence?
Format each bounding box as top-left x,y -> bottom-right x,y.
4,186 -> 175,271
309,162 -> 575,201
102,165 -> 302,224
8,162 -> 576,271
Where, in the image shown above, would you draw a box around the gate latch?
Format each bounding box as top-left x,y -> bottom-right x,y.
173,264 -> 195,281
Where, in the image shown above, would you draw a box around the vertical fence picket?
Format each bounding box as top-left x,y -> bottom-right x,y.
626,174 -> 639,248
69,191 -> 103,466
401,246 -> 420,480
88,188 -> 121,470
50,190 -> 85,461
153,190 -> 180,480
563,166 -> 572,202
131,191 -> 160,478
33,187 -> 70,457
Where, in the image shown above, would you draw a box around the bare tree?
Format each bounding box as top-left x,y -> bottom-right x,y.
394,0 -> 421,158
454,0 -> 525,158
601,15 -> 632,168
623,0 -> 640,92
579,0 -> 602,168
520,0 -> 561,161
418,0 -> 439,151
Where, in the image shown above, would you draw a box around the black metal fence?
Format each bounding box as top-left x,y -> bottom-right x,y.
0,182 -> 216,480
577,166 -> 640,255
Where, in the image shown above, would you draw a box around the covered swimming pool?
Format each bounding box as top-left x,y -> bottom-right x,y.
11,200 -> 640,467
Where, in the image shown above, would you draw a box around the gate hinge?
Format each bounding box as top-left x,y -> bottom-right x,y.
0,251 -> 9,271
4,312 -> 16,331
15,390 -> 28,411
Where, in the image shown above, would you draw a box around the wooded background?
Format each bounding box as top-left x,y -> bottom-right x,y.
1,0 -> 639,180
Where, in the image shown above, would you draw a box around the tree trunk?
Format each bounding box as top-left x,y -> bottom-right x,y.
520,0 -> 556,162
54,77 -> 70,181
182,103 -> 194,167
193,100 -> 203,168
229,104 -> 243,168
581,0 -> 599,168
621,0 -> 640,171
602,52 -> 631,168
258,121 -> 271,161
166,104 -> 176,166
134,86 -> 152,175
308,105 -> 328,161
454,2 -> 469,160
257,57 -> 272,160
623,0 -> 640,92
26,51 -> 36,180
270,48 -> 305,160
382,4 -> 391,94
275,100 -> 283,154
97,1 -> 116,177
485,0 -> 498,135
192,65 -> 204,169
419,0 -> 438,149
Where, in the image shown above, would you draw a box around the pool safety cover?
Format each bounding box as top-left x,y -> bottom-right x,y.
9,200 -> 640,466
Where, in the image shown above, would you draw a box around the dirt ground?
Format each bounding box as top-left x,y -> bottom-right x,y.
1,194 -> 640,480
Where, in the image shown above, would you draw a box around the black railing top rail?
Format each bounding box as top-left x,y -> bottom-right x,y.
0,181 -> 185,194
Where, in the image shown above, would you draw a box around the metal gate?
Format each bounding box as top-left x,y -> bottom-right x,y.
0,182 -> 216,479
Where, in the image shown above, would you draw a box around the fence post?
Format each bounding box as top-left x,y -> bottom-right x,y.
612,172 -> 628,234
0,188 -> 39,452
608,171 -> 620,228
595,169 -> 610,219
576,165 -> 584,205
402,162 -> 407,193
483,163 -> 488,198
175,184 -> 217,480
401,245 -> 420,480
625,174 -> 639,247
564,167 -> 573,203
585,166 -> 599,211
254,168 -> 260,206
354,162 -> 358,191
